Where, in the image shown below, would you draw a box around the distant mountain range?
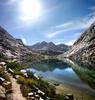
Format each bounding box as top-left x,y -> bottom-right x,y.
0,21 -> 95,64
0,25 -> 70,63
28,41 -> 71,55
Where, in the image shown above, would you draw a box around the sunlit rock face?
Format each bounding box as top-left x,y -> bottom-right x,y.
62,22 -> 95,63
0,86 -> 6,100
0,27 -> 47,64
0,26 -> 44,62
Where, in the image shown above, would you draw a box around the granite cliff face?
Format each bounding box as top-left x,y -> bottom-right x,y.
0,26 -> 18,59
29,41 -> 70,55
62,22 -> 95,63
0,86 -> 6,100
0,26 -> 44,62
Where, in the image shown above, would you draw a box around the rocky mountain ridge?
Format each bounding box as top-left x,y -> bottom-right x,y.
61,22 -> 95,63
29,41 -> 70,55
0,26 -> 44,63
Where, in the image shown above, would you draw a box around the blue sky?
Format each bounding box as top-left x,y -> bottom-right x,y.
0,0 -> 95,45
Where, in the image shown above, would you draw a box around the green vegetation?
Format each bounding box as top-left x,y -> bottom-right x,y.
0,67 -> 10,81
74,68 -> 95,89
17,75 -> 65,100
0,67 -> 12,92
6,61 -> 65,100
6,61 -> 27,71
17,76 -> 36,85
20,85 -> 32,97
6,61 -> 28,75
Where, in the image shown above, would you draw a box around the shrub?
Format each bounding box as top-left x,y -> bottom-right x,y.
27,71 -> 36,79
6,61 -> 19,70
17,76 -> 36,86
17,76 -> 25,84
20,85 -> 31,97
6,61 -> 28,75
0,68 -> 10,81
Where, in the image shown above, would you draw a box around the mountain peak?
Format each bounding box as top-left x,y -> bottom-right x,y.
30,41 -> 70,55
41,41 -> 48,45
16,39 -> 24,45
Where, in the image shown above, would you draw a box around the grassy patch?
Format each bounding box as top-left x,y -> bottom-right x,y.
5,61 -> 66,100
0,67 -> 10,81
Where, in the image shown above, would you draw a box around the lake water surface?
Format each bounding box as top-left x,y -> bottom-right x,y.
26,59 -> 95,99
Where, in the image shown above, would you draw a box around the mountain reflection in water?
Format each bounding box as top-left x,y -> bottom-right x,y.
26,59 -> 95,98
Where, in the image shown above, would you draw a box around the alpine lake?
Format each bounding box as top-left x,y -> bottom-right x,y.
25,59 -> 95,100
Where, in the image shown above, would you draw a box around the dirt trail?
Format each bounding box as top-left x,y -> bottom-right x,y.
10,76 -> 26,100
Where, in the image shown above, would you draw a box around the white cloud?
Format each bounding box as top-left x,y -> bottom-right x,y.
46,30 -> 66,38
45,5 -> 95,39
54,22 -> 73,29
21,37 -> 27,45
46,15 -> 95,39
46,22 -> 76,38
65,39 -> 77,46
